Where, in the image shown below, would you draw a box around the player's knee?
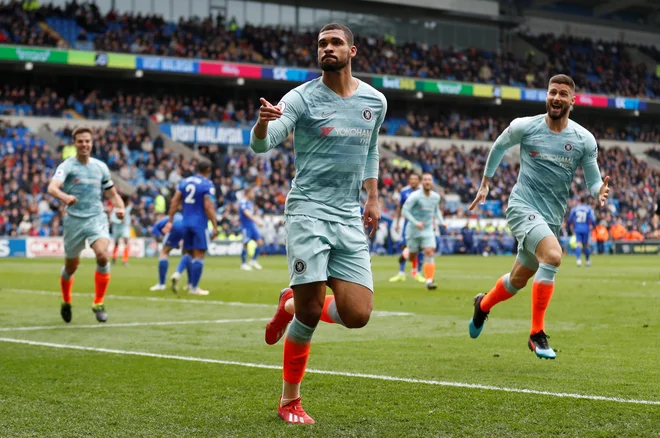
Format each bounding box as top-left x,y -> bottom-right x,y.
295,304 -> 323,327
65,260 -> 79,276
540,249 -> 562,267
96,251 -> 109,266
343,309 -> 371,329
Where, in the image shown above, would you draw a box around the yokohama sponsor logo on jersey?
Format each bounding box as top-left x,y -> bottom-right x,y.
530,152 -> 574,169
320,127 -> 372,137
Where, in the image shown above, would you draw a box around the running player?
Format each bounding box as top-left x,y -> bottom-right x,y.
567,196 -> 596,267
389,173 -> 425,282
401,173 -> 445,290
47,126 -> 125,323
239,186 -> 264,271
467,74 -> 610,359
149,212 -> 195,293
165,162 -> 218,296
250,23 -> 387,424
110,194 -> 132,266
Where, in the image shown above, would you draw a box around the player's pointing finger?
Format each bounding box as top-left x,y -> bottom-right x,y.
603,175 -> 610,186
259,97 -> 273,108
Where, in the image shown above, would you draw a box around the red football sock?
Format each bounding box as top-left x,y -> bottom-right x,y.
112,245 -> 118,261
411,257 -> 418,272
282,339 -> 311,384
423,261 -> 434,282
60,275 -> 74,304
94,271 -> 111,305
122,246 -> 129,264
531,282 -> 554,334
480,276 -> 515,312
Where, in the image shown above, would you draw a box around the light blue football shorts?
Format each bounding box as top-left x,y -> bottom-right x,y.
285,214 -> 373,292
112,223 -> 130,239
404,228 -> 436,253
63,215 -> 110,259
506,205 -> 561,271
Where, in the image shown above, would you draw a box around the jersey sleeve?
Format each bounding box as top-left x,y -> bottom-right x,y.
580,136 -> 603,198
401,192 -> 418,223
177,179 -> 186,193
364,93 -> 387,180
100,162 -> 114,190
52,160 -> 70,183
151,219 -> 165,238
484,117 -> 526,178
250,89 -> 305,153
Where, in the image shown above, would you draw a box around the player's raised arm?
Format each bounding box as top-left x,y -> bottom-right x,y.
469,118 -> 525,210
581,137 -> 610,206
250,91 -> 304,153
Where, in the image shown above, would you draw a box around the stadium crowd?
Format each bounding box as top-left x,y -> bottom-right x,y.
2,1 -> 660,97
2,117 -> 658,256
3,84 -> 660,144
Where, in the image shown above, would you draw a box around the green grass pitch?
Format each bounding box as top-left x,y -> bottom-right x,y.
0,255 -> 658,437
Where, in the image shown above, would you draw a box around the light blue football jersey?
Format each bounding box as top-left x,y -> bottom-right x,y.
250,77 -> 387,225
484,114 -> 603,225
110,205 -> 132,226
401,189 -> 444,231
52,157 -> 114,219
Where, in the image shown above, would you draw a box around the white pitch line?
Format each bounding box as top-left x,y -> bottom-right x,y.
0,337 -> 657,406
0,318 -> 271,332
0,289 -> 415,317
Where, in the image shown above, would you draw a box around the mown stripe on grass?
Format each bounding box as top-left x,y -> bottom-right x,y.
0,337 -> 658,406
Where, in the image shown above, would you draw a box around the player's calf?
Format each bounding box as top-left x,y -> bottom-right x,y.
328,280 -> 372,329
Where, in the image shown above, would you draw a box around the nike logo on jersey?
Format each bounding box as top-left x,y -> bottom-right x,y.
321,111 -> 336,118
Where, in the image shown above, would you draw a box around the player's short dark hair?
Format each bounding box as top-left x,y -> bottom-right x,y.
319,23 -> 354,46
549,74 -> 575,92
422,172 -> 433,178
197,161 -> 211,174
72,126 -> 92,141
409,173 -> 420,179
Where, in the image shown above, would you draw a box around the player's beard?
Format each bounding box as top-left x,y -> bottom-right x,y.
546,101 -> 569,120
319,54 -> 349,72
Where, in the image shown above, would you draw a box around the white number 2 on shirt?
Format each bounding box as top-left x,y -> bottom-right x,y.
184,184 -> 196,204
576,211 -> 587,223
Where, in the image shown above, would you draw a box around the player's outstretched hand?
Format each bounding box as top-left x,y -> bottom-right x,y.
258,98 -> 283,125
64,194 -> 77,206
468,185 -> 489,211
599,176 -> 611,206
210,228 -> 219,240
362,200 -> 381,238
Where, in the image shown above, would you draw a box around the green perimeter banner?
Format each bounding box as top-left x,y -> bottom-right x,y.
0,46 -> 68,63
657,64 -> 660,78
68,50 -> 135,69
371,76 -> 479,96
422,80 -> 474,95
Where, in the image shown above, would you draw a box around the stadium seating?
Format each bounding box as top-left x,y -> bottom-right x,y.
3,2 -> 660,97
